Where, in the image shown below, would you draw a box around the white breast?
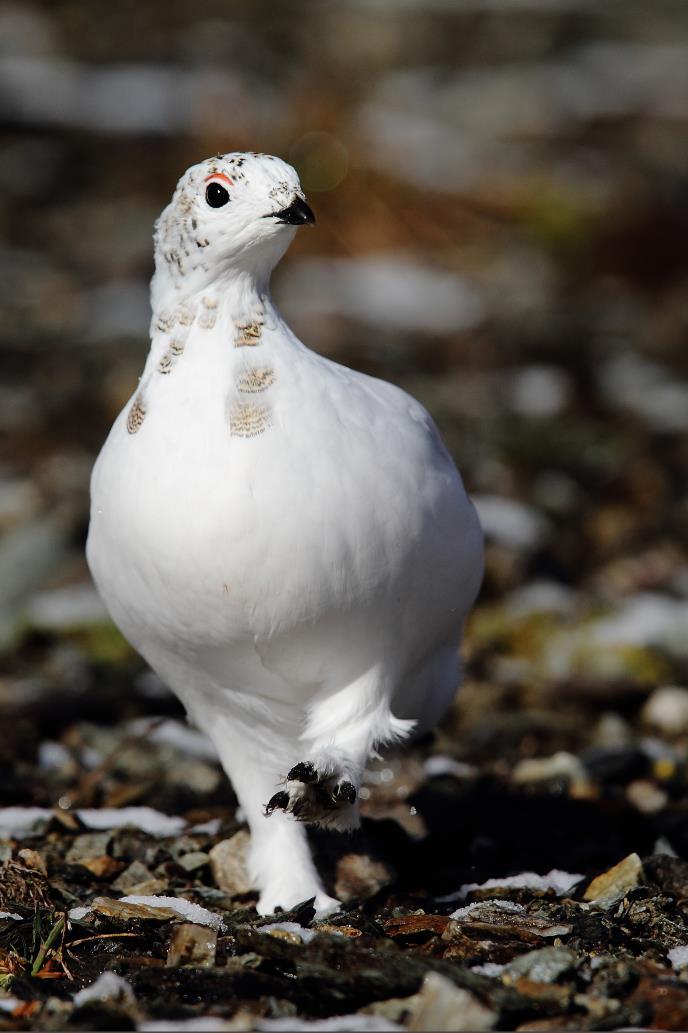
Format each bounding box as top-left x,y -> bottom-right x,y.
87,298 -> 482,704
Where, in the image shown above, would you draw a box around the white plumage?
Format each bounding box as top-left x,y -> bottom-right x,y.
87,152 -> 483,914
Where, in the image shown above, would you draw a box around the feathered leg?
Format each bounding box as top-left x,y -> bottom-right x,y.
197,710 -> 339,915
266,670 -> 414,831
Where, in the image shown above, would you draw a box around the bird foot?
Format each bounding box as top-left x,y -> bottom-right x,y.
265,760 -> 358,827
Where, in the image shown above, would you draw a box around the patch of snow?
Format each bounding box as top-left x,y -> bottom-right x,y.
0,911 -> 23,921
277,255 -> 484,335
472,494 -> 549,551
260,921 -> 316,944
68,907 -> 90,922
505,580 -> 576,617
652,836 -> 679,858
259,1017 -> 402,1032
73,971 -> 135,1007
599,353 -> 688,433
668,946 -> 688,970
76,807 -> 187,837
37,740 -> 71,771
188,818 -> 222,836
450,899 -> 524,919
423,756 -> 478,779
25,583 -> 108,630
0,806 -> 53,837
0,998 -> 19,1014
0,57 -> 283,137
119,895 -> 225,931
0,805 -> 187,838
507,365 -> 571,418
442,869 -> 582,903
589,593 -> 688,655
127,718 -> 218,761
471,961 -> 506,977
139,1022 -> 229,1032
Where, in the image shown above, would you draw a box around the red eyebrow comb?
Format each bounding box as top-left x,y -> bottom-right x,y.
204,172 -> 234,187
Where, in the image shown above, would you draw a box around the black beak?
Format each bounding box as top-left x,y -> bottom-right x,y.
268,197 -> 315,226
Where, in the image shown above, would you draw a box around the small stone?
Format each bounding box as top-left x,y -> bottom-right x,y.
626,779 -> 668,814
112,860 -> 154,892
79,856 -> 124,878
641,686 -> 688,734
583,853 -> 644,909
122,878 -> 168,897
209,831 -> 252,896
265,927 -> 303,946
444,904 -> 572,944
335,852 -> 393,901
16,849 -> 47,878
65,832 -> 112,864
91,897 -> 177,922
505,947 -> 577,984
591,712 -> 632,747
512,751 -> 588,787
166,922 -> 217,967
408,972 -> 496,1031
178,851 -> 210,872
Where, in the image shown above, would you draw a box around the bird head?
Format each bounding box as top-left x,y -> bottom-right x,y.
152,152 -> 315,301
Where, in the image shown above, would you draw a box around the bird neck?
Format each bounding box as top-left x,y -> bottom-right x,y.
151,268 -> 273,331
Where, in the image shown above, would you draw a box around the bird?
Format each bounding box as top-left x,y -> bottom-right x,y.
87,151 -> 484,915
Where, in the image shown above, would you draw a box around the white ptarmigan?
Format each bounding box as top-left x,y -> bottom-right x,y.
87,152 -> 484,915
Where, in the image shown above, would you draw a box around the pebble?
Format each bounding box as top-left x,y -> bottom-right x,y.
641,686 -> 688,734
65,831 -> 112,864
335,852 -> 393,902
505,947 -> 577,984
626,779 -> 668,814
90,897 -> 179,923
112,860 -> 155,892
512,751 -> 588,786
166,923 -> 217,968
407,973 -> 496,1032
583,853 -> 644,910
209,830 -> 252,896
178,851 -> 211,872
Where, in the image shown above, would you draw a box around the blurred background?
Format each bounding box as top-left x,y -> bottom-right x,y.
1,0 -> 688,852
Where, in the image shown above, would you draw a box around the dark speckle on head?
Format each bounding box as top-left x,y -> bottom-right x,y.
152,150 -> 309,297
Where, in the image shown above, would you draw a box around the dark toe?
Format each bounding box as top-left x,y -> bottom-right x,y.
332,781 -> 357,806
287,761 -> 319,783
265,790 -> 290,816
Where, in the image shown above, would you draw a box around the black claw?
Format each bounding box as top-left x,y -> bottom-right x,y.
287,761 -> 319,784
332,781 -> 357,806
265,790 -> 290,816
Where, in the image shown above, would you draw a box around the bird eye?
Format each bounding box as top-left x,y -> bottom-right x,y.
205,182 -> 230,208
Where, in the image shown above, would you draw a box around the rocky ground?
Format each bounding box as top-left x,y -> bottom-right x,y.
1,668 -> 688,1030
1,0 -> 688,1029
